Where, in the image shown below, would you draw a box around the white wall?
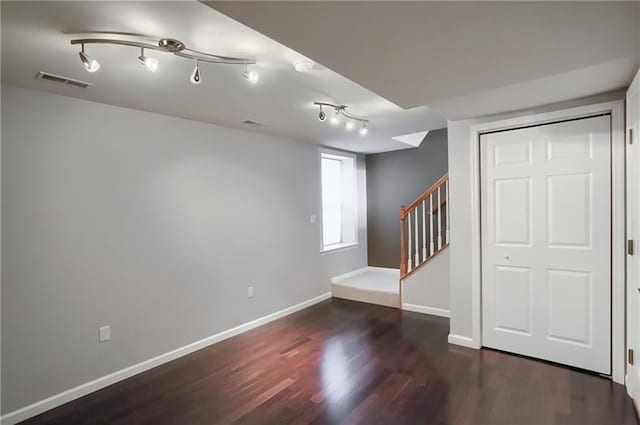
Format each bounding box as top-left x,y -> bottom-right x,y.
447,90 -> 624,341
402,249 -> 449,316
0,85 -> 367,414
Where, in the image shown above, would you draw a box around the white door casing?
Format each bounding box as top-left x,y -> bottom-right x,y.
480,115 -> 611,374
626,74 -> 640,403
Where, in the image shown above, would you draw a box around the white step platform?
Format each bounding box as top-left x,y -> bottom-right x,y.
331,267 -> 400,308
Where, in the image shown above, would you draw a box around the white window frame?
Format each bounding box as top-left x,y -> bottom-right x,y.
319,148 -> 359,253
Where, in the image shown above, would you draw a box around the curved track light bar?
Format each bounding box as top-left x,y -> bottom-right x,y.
70,37 -> 256,65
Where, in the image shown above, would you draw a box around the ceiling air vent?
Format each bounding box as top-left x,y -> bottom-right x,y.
35,71 -> 92,89
242,119 -> 264,127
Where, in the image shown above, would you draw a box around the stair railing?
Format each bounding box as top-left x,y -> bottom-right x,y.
399,173 -> 449,279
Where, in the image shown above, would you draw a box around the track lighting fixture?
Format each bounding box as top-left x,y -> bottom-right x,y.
314,102 -> 369,136
137,48 -> 158,72
190,58 -> 201,84
78,43 -> 100,73
242,64 -> 259,84
71,34 -> 256,84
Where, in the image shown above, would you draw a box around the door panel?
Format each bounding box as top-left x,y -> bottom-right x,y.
494,178 -> 532,245
546,130 -> 592,161
546,269 -> 591,346
481,115 -> 611,374
546,173 -> 591,247
494,265 -> 532,335
493,139 -> 532,167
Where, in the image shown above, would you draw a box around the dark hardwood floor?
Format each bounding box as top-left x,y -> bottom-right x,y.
22,299 -> 638,425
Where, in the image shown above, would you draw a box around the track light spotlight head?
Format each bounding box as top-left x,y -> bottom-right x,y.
79,45 -> 100,72
330,109 -> 341,125
137,48 -> 158,72
243,70 -> 259,84
318,106 -> 326,121
190,59 -> 201,84
345,120 -> 354,131
359,123 -> 369,136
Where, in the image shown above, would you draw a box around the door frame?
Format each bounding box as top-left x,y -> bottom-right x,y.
468,100 -> 625,383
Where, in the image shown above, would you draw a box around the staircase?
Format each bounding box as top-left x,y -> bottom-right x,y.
330,173 -> 450,311
399,174 -> 449,307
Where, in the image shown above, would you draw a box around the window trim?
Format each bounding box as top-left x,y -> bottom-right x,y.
321,242 -> 359,255
319,148 -> 359,253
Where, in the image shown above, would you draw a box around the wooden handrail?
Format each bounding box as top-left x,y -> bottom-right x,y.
401,173 -> 449,217
399,173 -> 449,283
400,198 -> 446,221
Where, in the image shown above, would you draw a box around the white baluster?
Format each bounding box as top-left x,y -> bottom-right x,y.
445,179 -> 450,245
429,194 -> 434,256
407,210 -> 412,272
422,200 -> 427,262
437,186 -> 443,250
414,206 -> 419,267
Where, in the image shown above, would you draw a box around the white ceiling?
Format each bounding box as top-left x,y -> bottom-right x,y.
4,2 -> 638,153
1,1 -> 446,154
208,1 -> 640,119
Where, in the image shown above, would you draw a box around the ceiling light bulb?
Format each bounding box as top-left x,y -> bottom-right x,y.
359,123 -> 369,136
345,121 -> 354,131
330,110 -> 340,125
79,44 -> 100,72
190,59 -> 201,84
318,106 -> 326,121
137,48 -> 158,72
243,70 -> 259,84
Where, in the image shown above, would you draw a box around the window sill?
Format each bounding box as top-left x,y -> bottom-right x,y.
321,242 -> 359,254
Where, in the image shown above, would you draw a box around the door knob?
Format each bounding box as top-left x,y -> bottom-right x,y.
504,254 -> 510,260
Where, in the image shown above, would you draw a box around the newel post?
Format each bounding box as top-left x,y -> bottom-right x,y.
399,205 -> 407,278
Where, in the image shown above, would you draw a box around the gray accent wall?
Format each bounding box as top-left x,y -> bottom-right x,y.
366,129 -> 448,268
1,85 -> 367,414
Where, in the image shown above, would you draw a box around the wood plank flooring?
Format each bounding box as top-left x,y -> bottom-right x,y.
22,299 -> 638,425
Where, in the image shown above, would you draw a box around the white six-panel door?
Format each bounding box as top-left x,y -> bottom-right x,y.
481,115 -> 611,374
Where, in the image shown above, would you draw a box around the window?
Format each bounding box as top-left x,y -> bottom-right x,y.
320,150 -> 358,252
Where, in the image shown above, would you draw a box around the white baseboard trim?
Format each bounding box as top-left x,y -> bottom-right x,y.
331,266 -> 399,284
626,367 -> 640,406
0,292 -> 331,425
402,303 -> 450,318
448,333 -> 480,349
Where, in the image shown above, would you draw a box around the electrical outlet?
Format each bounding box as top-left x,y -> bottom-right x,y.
99,325 -> 111,343
248,286 -> 254,298
309,214 -> 317,224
